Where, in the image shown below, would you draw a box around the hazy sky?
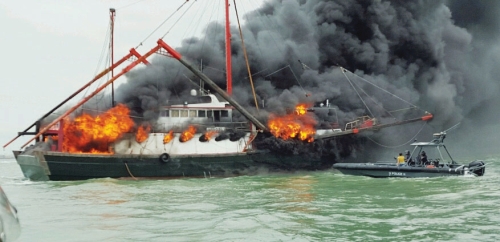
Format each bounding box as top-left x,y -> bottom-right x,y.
0,0 -> 266,156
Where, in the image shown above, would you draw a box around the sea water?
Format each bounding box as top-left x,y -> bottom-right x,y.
1,157 -> 499,242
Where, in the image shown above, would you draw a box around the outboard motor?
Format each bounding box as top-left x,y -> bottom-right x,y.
468,160 -> 486,176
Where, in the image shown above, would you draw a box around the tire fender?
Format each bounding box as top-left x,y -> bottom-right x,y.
159,153 -> 170,163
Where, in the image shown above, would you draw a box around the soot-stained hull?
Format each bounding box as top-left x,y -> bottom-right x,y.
15,151 -> 333,181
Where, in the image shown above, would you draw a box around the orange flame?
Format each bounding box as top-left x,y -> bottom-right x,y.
62,104 -> 134,154
295,104 -> 308,115
163,130 -> 174,144
180,125 -> 196,142
135,124 -> 151,143
200,130 -> 218,142
268,103 -> 316,142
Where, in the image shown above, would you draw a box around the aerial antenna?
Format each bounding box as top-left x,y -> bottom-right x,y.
110,8 -> 116,107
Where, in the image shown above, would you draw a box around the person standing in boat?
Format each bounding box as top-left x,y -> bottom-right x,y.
420,151 -> 428,165
405,150 -> 413,165
397,153 -> 405,166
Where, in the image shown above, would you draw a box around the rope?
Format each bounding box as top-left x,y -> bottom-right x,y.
124,162 -> 138,180
94,19 -> 111,76
80,18 -> 112,113
348,72 -> 396,119
264,65 -> 290,77
366,122 -> 427,149
341,67 -> 421,111
199,1 -> 220,61
341,67 -> 375,117
233,0 -> 259,111
160,0 -> 196,40
135,0 -> 191,48
287,65 -> 307,95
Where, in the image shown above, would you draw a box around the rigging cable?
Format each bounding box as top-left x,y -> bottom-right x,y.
160,0 -> 197,40
199,1 -> 220,63
94,19 -> 112,76
233,0 -> 259,111
340,67 -> 375,118
80,18 -> 112,113
287,65 -> 307,94
444,122 -> 460,133
162,0 -> 202,102
264,65 -> 291,78
344,69 -> 396,119
366,122 -> 427,149
135,0 -> 191,48
157,0 -> 198,100
341,68 -> 422,112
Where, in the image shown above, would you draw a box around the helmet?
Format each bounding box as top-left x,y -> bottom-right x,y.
421,151 -> 426,155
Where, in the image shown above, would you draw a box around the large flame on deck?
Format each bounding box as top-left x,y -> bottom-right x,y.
268,103 -> 317,142
180,125 -> 196,142
62,104 -> 134,153
135,124 -> 151,143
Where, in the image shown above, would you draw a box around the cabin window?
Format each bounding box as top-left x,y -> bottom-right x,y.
189,110 -> 197,117
198,110 -> 206,117
207,110 -> 213,118
181,110 -> 189,117
213,110 -> 220,121
171,110 -> 180,117
161,110 -> 170,117
221,110 -> 229,117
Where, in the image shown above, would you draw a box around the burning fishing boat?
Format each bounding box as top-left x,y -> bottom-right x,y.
5,1 -> 433,181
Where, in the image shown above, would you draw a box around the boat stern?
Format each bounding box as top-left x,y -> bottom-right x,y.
467,160 -> 486,177
14,151 -> 50,181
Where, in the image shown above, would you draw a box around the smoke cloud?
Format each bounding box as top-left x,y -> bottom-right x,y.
87,0 -> 500,160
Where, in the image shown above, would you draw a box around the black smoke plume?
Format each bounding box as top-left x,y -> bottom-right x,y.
88,0 -> 500,160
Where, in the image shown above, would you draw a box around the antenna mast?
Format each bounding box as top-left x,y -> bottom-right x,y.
110,8 -> 116,107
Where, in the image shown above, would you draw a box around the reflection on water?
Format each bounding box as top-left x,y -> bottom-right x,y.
268,175 -> 317,213
68,180 -> 131,205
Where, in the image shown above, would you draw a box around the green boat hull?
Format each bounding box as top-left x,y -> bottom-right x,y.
15,151 -> 334,181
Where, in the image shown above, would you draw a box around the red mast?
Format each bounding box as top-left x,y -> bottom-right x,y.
225,0 -> 232,95
110,8 -> 116,106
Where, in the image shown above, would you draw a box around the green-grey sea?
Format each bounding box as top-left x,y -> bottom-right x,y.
1,157 -> 499,242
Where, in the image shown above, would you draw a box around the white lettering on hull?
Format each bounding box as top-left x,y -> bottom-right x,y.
388,172 -> 406,176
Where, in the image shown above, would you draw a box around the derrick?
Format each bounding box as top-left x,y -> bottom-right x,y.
314,113 -> 433,140
3,48 -> 149,149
